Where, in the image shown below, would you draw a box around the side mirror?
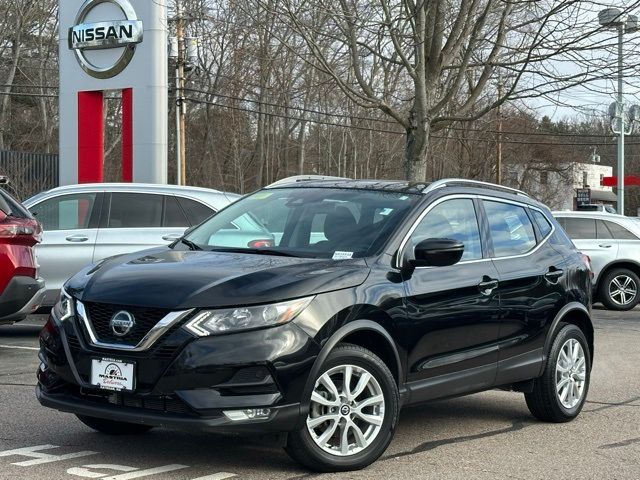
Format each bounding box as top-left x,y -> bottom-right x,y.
410,238 -> 464,268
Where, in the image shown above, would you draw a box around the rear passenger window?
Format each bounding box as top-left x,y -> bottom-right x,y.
483,201 -> 536,257
531,210 -> 553,238
163,195 -> 189,227
177,197 -> 215,226
108,193 -> 163,228
603,221 -> 638,240
563,218 -> 596,239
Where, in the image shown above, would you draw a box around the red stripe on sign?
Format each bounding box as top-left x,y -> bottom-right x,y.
77,91 -> 104,183
122,88 -> 133,182
602,176 -> 640,187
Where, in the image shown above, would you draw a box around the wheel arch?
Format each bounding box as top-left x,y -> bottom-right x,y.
595,260 -> 640,300
299,320 -> 403,416
543,302 -> 594,370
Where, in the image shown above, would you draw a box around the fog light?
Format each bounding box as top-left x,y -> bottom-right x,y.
223,408 -> 271,421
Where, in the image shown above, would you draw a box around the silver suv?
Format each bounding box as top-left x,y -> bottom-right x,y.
554,211 -> 640,311
24,183 -> 240,307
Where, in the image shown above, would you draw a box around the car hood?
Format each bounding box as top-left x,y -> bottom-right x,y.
66,247 -> 370,309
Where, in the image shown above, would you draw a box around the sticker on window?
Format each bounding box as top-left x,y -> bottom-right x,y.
250,192 -> 273,200
332,251 -> 354,260
378,208 -> 394,216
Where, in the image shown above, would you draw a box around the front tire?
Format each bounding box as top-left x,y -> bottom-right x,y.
525,324 -> 590,422
285,343 -> 399,472
599,268 -> 640,311
76,415 -> 154,435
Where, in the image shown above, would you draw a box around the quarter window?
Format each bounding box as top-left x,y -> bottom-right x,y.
410,198 -> 483,261
177,197 -> 215,226
30,193 -> 96,231
531,209 -> 553,238
483,200 -> 536,257
603,221 -> 638,240
163,195 -> 189,227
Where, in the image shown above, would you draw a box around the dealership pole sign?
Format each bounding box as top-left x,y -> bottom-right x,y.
59,0 -> 168,185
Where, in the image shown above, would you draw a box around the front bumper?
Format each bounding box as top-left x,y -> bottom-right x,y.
36,385 -> 301,433
0,276 -> 45,324
37,309 -> 320,433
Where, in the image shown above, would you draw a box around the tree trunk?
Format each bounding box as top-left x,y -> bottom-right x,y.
403,120 -> 430,182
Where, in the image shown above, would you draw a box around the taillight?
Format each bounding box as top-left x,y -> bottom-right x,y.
0,216 -> 42,244
248,239 -> 275,248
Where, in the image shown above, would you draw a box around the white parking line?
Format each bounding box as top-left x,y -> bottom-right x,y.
0,344 -> 39,351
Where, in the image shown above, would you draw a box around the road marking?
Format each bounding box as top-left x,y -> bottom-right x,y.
190,474 -> 237,480
0,344 -> 39,351
0,444 -> 97,466
68,465 -> 137,478
101,464 -> 188,480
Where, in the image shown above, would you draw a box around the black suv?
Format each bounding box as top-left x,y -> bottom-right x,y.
37,178 -> 593,472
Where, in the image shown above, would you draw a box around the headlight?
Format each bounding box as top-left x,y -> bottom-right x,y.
184,296 -> 314,336
53,288 -> 74,321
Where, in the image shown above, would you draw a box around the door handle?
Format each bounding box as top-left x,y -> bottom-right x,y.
544,268 -> 564,283
65,234 -> 89,243
162,233 -> 182,242
478,278 -> 499,295
598,244 -> 612,248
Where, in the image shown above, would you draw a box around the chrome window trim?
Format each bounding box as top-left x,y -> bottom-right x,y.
75,300 -> 193,352
424,178 -> 529,198
396,194 -> 555,269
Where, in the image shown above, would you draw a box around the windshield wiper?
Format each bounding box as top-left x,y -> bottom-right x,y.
178,238 -> 202,251
208,247 -> 300,257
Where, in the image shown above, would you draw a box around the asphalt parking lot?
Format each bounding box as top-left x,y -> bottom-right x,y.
1,308 -> 639,480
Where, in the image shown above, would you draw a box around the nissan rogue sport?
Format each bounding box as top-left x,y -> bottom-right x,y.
37,178 -> 594,472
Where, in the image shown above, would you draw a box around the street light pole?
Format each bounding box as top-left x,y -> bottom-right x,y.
616,24 -> 625,215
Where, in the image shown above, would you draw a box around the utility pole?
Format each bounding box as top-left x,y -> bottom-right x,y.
496,75 -> 503,185
175,0 -> 186,186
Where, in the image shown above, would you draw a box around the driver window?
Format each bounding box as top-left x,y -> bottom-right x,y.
410,198 -> 482,261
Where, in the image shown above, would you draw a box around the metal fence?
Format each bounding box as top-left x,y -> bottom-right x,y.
0,150 -> 59,200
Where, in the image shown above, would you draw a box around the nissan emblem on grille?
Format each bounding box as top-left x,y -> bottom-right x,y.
110,310 -> 136,337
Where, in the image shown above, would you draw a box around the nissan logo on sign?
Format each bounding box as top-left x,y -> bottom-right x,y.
68,0 -> 143,79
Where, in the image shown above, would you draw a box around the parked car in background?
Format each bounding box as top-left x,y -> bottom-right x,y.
575,204 -> 617,214
0,187 -> 45,324
554,211 -> 640,310
24,183 -> 241,307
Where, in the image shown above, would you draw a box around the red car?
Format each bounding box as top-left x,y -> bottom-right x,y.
0,185 -> 45,324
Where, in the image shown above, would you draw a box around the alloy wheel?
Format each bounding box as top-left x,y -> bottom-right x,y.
608,274 -> 638,307
306,364 -> 385,456
555,338 -> 587,409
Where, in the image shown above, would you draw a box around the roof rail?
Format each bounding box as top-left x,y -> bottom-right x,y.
425,178 -> 530,197
265,175 -> 351,188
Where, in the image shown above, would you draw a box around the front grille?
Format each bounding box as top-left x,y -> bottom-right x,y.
76,389 -> 194,416
84,302 -> 169,346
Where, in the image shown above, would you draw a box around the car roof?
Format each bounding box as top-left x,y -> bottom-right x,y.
552,211 -> 625,219
266,178 -> 431,194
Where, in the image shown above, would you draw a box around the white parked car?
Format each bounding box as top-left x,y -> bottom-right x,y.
553,211 -> 640,311
24,183 -> 240,307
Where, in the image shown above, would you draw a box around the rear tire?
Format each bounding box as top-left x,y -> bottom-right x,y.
285,343 -> 399,472
599,268 -> 640,311
525,324 -> 590,422
76,415 -> 154,435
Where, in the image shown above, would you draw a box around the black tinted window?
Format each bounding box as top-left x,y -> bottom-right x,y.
563,218 -> 596,239
108,193 -> 163,228
163,195 -> 188,227
596,220 -> 613,239
31,193 -> 96,230
483,200 -> 536,257
177,197 -> 215,226
603,221 -> 638,240
532,210 -> 553,238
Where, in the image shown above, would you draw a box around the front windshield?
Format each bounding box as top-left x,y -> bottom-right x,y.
183,187 -> 420,258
